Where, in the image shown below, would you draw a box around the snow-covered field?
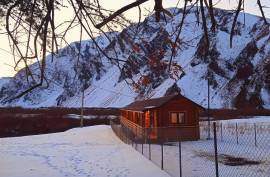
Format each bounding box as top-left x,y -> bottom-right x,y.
1,117 -> 269,177
134,117 -> 270,177
0,125 -> 170,177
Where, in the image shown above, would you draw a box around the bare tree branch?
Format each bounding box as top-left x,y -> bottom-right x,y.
230,0 -> 242,48
95,0 -> 149,29
200,0 -> 209,49
208,0 -> 217,31
257,0 -> 268,24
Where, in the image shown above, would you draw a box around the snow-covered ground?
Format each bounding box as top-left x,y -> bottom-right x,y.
0,125 -> 170,177
134,117 -> 270,177
219,116 -> 270,123
0,117 -> 269,177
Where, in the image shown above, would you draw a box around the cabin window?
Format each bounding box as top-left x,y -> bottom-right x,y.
170,112 -> 185,124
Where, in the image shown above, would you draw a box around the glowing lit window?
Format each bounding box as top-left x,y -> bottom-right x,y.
170,112 -> 185,124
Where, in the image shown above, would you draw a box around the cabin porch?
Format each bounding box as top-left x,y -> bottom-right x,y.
120,115 -> 200,142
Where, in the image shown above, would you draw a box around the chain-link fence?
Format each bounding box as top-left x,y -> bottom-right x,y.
111,119 -> 270,177
200,121 -> 270,177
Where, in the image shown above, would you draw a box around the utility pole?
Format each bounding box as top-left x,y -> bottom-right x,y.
80,80 -> 85,127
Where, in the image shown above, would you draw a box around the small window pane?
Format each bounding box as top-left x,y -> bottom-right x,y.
178,113 -> 185,123
170,113 -> 178,123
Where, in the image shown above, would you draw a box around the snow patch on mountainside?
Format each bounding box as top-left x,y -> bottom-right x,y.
0,7 -> 270,108
0,77 -> 10,89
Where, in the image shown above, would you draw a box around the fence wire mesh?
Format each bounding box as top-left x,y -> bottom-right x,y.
200,121 -> 270,177
111,118 -> 270,177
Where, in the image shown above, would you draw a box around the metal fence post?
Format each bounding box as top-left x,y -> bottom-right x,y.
119,126 -> 121,138
178,128 -> 182,177
213,122 -> 219,177
124,127 -> 127,144
122,126 -> 124,142
148,129 -> 151,160
142,129 -> 144,154
127,127 -> 130,144
135,126 -> 138,150
127,128 -> 129,144
128,128 -> 131,145
220,122 -> 223,142
161,142 -> 164,170
144,129 -> 147,156
254,123 -> 257,147
123,126 -> 126,143
131,132 -> 134,147
149,142 -> 151,160
236,122 -> 239,144
179,139 -> 182,177
120,125 -> 123,141
125,127 -> 128,144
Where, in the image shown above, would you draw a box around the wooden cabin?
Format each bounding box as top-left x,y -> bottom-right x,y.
120,94 -> 204,141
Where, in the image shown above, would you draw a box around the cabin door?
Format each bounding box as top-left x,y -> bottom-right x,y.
149,110 -> 158,139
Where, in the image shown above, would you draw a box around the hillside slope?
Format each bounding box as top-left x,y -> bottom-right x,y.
0,7 -> 270,108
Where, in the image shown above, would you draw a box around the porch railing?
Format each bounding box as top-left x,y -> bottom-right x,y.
117,116 -> 200,143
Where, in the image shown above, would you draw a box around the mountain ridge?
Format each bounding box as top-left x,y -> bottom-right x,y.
0,6 -> 270,109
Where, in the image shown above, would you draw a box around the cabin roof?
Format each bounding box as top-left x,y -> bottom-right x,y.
122,94 -> 204,112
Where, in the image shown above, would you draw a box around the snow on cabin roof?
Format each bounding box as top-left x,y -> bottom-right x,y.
144,106 -> 156,109
122,94 -> 204,112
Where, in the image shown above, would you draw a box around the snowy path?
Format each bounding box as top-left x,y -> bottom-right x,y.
0,125 -> 170,177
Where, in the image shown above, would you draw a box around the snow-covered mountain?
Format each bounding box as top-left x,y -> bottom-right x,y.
0,77 -> 11,90
0,7 -> 270,109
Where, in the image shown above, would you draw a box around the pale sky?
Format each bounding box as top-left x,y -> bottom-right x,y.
0,0 -> 269,77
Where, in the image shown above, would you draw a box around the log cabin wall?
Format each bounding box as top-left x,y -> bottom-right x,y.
159,97 -> 199,126
155,97 -> 200,140
120,94 -> 202,141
